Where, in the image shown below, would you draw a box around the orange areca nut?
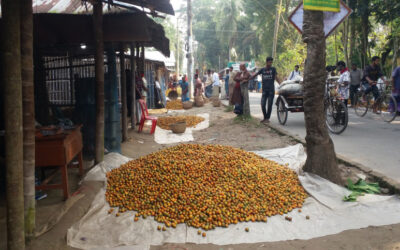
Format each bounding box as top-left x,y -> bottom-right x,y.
157,115 -> 205,130
105,144 -> 307,231
166,100 -> 184,110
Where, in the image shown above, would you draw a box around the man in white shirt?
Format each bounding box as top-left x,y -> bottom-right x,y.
212,70 -> 220,98
288,65 -> 301,80
337,61 -> 350,107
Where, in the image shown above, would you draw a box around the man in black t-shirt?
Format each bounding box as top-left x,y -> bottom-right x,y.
251,57 -> 281,123
363,56 -> 385,101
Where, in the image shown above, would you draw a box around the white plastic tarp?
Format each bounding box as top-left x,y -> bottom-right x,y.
67,144 -> 400,249
154,113 -> 209,144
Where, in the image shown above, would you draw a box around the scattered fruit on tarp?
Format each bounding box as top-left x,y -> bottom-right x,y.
158,115 -> 205,130
245,227 -> 249,232
105,144 -> 307,231
285,216 -> 292,222
306,215 -> 310,220
166,100 -> 183,110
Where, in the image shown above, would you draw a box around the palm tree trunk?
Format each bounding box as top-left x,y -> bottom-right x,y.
21,0 -> 35,238
1,0 -> 26,249
302,10 -> 342,185
93,0 -> 105,164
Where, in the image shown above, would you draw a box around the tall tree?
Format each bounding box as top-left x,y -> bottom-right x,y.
215,0 -> 240,61
20,0 -> 35,238
302,10 -> 342,185
1,0 -> 26,249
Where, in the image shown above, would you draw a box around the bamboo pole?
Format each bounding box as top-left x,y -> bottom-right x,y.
120,44 -> 128,141
93,0 -> 105,164
21,0 -> 35,238
1,0 -> 26,249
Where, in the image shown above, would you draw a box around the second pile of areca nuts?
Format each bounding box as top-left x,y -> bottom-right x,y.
106,144 -> 307,233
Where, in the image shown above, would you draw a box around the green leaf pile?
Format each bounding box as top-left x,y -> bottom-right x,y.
343,179 -> 381,202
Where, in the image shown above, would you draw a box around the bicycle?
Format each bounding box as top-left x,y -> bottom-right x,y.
324,77 -> 349,134
353,80 -> 397,123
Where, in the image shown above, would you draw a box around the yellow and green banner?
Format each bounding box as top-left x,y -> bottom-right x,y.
303,0 -> 340,12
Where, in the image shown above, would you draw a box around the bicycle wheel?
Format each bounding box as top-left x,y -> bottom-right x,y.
379,94 -> 398,123
353,91 -> 369,117
326,100 -> 348,134
276,97 -> 288,125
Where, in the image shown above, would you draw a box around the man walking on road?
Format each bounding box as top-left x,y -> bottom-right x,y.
350,63 -> 363,105
251,57 -> 281,123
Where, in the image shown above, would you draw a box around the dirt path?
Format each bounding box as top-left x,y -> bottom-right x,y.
0,102 -> 397,250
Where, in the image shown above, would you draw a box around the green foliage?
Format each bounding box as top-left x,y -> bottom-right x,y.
277,39 -> 306,77
173,0 -> 400,77
343,178 -> 381,202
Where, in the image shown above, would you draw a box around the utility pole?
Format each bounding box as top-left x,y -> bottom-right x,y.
176,18 -> 180,77
272,0 -> 283,59
187,0 -> 193,98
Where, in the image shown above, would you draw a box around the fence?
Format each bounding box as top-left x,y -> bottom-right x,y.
44,53 -> 168,109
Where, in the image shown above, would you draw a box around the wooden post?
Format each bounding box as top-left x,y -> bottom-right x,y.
130,43 -> 136,129
141,44 -> 145,75
21,0 -> 35,238
119,44 -> 128,141
1,0 -> 26,249
187,0 -> 193,98
93,0 -> 105,164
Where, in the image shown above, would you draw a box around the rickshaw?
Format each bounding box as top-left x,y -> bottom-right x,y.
276,74 -> 348,135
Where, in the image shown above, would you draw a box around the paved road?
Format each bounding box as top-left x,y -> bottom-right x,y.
244,92 -> 400,182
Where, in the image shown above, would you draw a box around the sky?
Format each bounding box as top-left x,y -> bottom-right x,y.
171,0 -> 184,12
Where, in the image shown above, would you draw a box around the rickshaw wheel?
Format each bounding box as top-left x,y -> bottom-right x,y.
277,97 -> 288,125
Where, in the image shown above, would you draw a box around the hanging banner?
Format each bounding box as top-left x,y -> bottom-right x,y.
303,0 -> 340,12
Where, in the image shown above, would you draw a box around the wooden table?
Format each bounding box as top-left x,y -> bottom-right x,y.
35,126 -> 83,200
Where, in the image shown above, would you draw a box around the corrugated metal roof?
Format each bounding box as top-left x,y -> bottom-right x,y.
145,49 -> 175,66
1,0 -> 174,15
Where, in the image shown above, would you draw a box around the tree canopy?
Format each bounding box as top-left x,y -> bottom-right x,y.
158,0 -> 400,77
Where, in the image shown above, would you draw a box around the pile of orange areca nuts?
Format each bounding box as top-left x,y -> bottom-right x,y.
157,115 -> 205,130
105,144 -> 307,233
166,100 -> 184,110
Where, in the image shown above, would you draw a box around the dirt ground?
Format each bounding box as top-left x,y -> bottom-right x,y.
1,102 -> 399,250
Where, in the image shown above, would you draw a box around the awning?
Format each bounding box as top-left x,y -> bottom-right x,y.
0,12 -> 170,56
117,0 -> 174,15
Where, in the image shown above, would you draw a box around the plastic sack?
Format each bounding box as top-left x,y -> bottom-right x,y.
278,83 -> 303,96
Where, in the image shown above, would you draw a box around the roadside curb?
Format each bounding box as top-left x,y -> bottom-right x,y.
221,100 -> 400,193
267,122 -> 400,194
